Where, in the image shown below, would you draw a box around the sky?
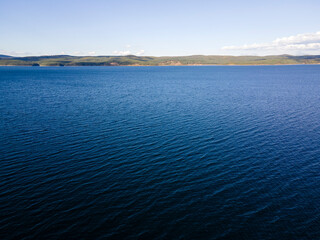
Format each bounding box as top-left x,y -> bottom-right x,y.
1,0 -> 320,56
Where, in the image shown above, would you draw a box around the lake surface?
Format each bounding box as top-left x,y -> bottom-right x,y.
1,66 -> 320,239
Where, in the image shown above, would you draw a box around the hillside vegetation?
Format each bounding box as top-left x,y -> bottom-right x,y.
1,54 -> 320,66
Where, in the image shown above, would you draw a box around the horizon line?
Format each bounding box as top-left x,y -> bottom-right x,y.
2,53 -> 320,58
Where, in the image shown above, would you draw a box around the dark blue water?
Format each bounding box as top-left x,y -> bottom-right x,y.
1,66 -> 320,239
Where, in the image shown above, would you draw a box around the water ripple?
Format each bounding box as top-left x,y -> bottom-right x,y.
1,66 -> 320,239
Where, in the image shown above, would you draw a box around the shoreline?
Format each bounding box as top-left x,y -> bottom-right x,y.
1,55 -> 320,67
1,63 -> 320,67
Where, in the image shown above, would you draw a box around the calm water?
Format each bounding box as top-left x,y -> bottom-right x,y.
1,66 -> 320,239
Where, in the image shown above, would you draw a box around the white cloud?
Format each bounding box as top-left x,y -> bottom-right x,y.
113,50 -> 132,56
88,51 -> 96,56
136,49 -> 145,56
222,31 -> 320,55
113,49 -> 145,56
0,49 -> 32,57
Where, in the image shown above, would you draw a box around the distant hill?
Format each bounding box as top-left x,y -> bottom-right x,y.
0,54 -> 320,66
0,54 -> 13,58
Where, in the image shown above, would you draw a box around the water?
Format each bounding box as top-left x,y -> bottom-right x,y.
0,66 -> 320,239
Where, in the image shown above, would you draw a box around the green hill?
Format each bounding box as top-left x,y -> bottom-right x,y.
1,54 -> 320,66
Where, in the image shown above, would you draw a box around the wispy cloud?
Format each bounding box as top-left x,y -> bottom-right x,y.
136,50 -> 145,56
222,31 -> 320,55
0,49 -> 33,57
88,51 -> 96,56
113,50 -> 132,56
113,49 -> 145,56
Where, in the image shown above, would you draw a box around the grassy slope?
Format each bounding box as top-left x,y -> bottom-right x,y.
1,55 -> 320,66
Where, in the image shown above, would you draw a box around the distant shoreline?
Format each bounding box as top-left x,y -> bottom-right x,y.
1,63 -> 320,67
1,54 -> 320,66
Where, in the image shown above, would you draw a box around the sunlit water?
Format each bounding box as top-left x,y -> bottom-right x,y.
1,66 -> 320,239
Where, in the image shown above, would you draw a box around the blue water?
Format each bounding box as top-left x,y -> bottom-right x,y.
1,66 -> 320,239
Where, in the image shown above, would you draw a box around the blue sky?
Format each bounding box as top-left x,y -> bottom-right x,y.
1,0 -> 320,56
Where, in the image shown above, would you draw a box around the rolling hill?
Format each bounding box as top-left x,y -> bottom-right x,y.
1,54 -> 320,66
